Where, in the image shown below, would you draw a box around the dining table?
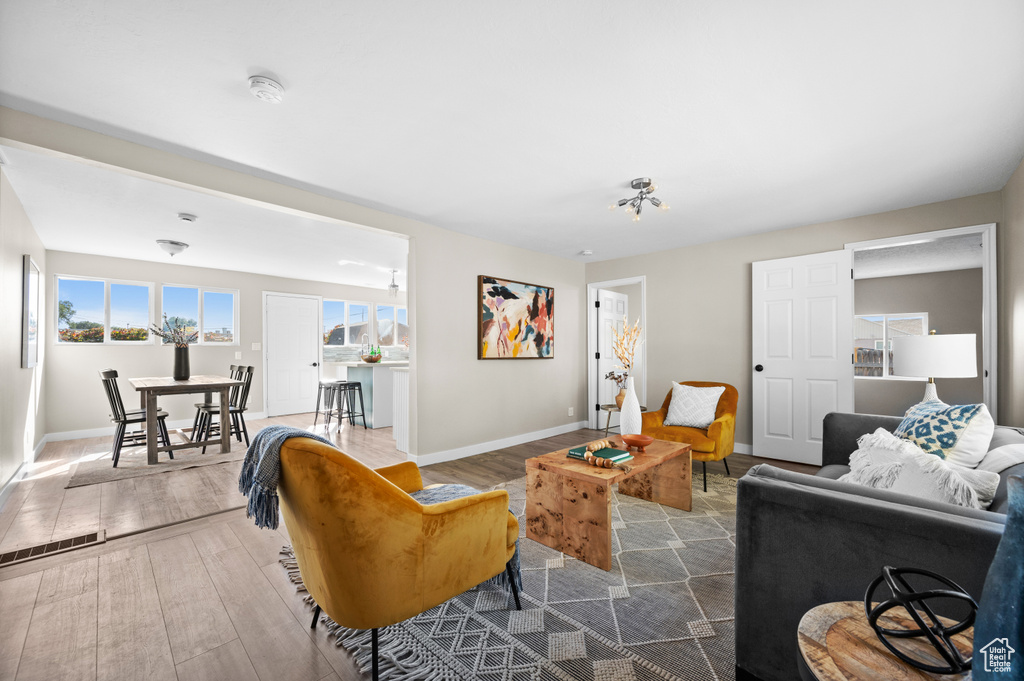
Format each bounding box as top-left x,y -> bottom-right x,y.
128,374 -> 245,465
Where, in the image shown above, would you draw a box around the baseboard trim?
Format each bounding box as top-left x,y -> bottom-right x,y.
0,463 -> 29,513
734,442 -> 752,455
45,413 -> 269,444
411,420 -> 590,466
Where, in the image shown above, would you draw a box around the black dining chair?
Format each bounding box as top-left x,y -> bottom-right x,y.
196,365 -> 255,452
99,369 -> 172,467
191,365 -> 243,441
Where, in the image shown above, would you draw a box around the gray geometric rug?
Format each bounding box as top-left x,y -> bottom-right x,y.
282,472 -> 738,680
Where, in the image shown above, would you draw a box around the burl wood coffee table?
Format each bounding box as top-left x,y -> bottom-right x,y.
525,437 -> 692,571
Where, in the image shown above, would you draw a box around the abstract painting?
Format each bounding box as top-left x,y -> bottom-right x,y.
478,275 -> 554,359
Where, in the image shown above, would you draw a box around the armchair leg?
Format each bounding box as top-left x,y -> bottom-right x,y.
506,563 -> 522,611
723,458 -> 730,477
702,461 -> 707,493
372,628 -> 379,681
310,604 -> 320,629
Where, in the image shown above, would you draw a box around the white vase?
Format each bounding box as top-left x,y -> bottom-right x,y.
620,377 -> 642,435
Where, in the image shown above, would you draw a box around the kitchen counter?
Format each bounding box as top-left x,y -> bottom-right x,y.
332,361 -> 409,368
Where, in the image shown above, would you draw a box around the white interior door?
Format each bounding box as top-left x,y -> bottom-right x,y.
598,290 -> 628,430
752,250 -> 854,464
265,293 -> 321,417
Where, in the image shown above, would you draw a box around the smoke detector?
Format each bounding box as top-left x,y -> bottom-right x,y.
580,249 -> 594,256
248,76 -> 285,103
177,213 -> 198,223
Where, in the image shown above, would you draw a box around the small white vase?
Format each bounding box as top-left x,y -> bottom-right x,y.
620,377 -> 642,435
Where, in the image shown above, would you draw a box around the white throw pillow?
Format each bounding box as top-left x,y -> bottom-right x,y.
977,444 -> 1024,474
894,399 -> 994,468
664,383 -> 726,428
838,428 -> 1000,509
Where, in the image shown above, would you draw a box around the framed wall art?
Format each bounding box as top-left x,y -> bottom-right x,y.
478,275 -> 554,359
22,255 -> 40,368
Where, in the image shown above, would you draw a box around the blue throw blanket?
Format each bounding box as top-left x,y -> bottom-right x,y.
238,425 -> 334,529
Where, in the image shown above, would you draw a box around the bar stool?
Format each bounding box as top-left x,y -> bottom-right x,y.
314,379 -> 345,427
335,381 -> 367,429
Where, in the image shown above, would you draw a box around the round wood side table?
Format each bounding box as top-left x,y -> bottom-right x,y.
797,601 -> 973,680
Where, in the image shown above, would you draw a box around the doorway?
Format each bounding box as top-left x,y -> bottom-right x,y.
846,222 -> 997,418
587,277 -> 647,432
263,292 -> 322,417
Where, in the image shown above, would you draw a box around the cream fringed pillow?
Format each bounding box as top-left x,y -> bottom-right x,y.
664,383 -> 725,428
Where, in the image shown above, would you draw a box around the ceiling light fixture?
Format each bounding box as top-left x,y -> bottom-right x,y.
157,239 -> 189,257
388,269 -> 400,298
609,178 -> 670,223
580,249 -> 594,256
248,76 -> 285,103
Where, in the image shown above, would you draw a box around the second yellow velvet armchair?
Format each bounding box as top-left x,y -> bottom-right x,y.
641,381 -> 738,492
276,436 -> 520,680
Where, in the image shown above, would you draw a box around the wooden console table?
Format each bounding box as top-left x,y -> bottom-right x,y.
525,438 -> 691,570
129,375 -> 243,465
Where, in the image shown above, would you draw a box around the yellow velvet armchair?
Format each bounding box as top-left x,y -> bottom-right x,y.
641,381 -> 738,492
277,436 -> 520,680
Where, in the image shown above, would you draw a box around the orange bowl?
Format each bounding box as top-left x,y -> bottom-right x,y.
621,434 -> 654,451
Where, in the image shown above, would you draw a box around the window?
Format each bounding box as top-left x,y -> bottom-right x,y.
202,291 -> 235,343
375,305 -> 409,346
324,300 -> 347,345
161,285 -> 238,345
348,303 -> 369,345
57,276 -> 152,344
854,313 -> 928,377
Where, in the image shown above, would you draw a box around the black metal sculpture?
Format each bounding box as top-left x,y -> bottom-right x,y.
864,565 -> 977,674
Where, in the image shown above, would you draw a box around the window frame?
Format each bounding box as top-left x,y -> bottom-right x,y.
54,274 -> 155,345
160,283 -> 240,346
346,301 -> 372,347
854,312 -> 929,380
322,298 -> 349,347
374,304 -> 408,347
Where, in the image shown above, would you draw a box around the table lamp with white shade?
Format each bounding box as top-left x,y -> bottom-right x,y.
890,331 -> 977,405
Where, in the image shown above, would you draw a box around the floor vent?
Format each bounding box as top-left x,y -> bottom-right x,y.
0,531 -> 105,567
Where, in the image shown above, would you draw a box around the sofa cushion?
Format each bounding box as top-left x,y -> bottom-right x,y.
643,424 -> 716,452
894,400 -> 994,467
664,383 -> 725,428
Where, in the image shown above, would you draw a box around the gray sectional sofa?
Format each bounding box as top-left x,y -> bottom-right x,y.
734,411 -> 1024,681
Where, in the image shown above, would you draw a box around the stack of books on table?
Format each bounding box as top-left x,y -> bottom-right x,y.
567,446 -> 633,464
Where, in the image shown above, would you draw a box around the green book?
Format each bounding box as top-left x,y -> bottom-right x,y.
567,446 -> 633,463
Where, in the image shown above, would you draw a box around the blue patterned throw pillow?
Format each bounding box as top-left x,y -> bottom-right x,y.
894,399 -> 994,468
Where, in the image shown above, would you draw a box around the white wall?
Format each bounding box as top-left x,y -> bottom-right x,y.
45,250 -> 406,435
1,169 -> 46,489
1,108 -> 589,458
586,191 -> 1006,447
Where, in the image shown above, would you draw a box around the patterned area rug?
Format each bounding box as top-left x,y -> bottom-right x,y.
282,472 -> 738,680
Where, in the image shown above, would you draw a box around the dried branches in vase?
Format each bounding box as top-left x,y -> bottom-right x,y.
612,315 -> 643,374
149,313 -> 198,347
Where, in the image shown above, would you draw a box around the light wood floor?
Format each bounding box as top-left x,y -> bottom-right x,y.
0,416 -> 817,681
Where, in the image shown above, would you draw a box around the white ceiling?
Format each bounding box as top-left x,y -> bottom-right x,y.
1,1 -> 1023,263
853,232 -> 983,279
0,145 -> 408,288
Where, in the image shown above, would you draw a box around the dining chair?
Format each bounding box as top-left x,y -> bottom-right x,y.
191,364 -> 243,441
99,369 -> 172,467
196,365 -> 255,452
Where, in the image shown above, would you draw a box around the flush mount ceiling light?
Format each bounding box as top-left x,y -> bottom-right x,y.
609,178 -> 670,222
388,269 -> 400,298
157,239 -> 189,257
248,75 -> 285,103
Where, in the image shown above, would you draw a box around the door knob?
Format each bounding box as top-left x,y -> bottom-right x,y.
754,364 -> 764,372
311,362 -> 319,367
